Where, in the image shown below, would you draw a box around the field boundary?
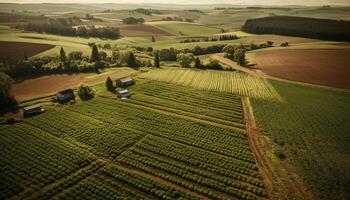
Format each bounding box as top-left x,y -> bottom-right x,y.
242,97 -> 315,200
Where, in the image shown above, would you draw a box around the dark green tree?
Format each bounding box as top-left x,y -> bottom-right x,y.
59,47 -> 66,62
90,44 -> 100,62
154,51 -> 160,68
105,76 -> 114,91
0,72 -> 17,109
234,49 -> 246,66
127,52 -> 138,67
151,36 -> 156,42
194,57 -> 202,69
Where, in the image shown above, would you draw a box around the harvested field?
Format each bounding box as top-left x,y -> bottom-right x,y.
0,41 -> 54,59
249,49 -> 350,90
118,24 -> 174,37
11,68 -> 137,101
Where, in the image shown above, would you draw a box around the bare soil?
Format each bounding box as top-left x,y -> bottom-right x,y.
249,49 -> 350,90
118,24 -> 174,37
0,41 -> 55,59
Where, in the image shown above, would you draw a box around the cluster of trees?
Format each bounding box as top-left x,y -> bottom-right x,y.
223,45 -> 247,66
122,17 -> 145,24
161,16 -> 187,22
174,54 -> 226,70
243,16 -> 350,42
150,45 -> 226,62
78,83 -> 95,100
180,35 -> 238,43
1,45 -> 110,78
0,72 -> 17,110
133,8 -> 156,16
280,42 -> 289,47
17,18 -> 120,39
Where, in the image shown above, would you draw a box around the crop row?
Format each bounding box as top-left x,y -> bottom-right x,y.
138,69 -> 281,99
0,123 -> 95,199
25,109 -> 144,159
131,80 -> 243,112
69,98 -> 252,156
54,173 -> 145,200
134,136 -> 258,175
100,164 -> 199,200
127,94 -> 245,126
119,148 -> 266,199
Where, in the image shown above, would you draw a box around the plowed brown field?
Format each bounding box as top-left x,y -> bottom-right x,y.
0,41 -> 54,59
249,49 -> 350,90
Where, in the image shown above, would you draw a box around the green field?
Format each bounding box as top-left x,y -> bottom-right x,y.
1,80 -> 268,200
0,26 -> 103,57
150,22 -> 222,36
138,68 -> 281,99
250,80 -> 350,199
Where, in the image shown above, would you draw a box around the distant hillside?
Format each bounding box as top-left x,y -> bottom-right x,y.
242,15 -> 350,41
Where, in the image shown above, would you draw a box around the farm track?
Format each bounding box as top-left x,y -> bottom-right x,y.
242,97 -> 315,200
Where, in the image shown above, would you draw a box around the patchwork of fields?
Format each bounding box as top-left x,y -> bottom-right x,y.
0,81 -> 268,200
139,68 -> 281,100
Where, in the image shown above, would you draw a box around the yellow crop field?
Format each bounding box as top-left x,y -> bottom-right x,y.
138,68 -> 281,100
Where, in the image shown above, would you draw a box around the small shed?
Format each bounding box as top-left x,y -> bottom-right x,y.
117,89 -> 130,99
56,89 -> 75,103
117,77 -> 134,88
23,105 -> 45,117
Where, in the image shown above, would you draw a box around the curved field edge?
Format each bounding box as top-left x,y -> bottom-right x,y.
137,68 -> 282,100
249,79 -> 350,200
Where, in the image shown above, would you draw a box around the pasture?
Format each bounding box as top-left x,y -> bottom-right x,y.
118,24 -> 174,37
1,81 -> 268,200
0,26 -> 102,57
149,22 -> 222,36
248,49 -> 350,89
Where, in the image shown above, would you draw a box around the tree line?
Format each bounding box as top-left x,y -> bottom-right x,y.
17,18 -> 120,39
243,16 -> 350,42
0,44 -> 145,79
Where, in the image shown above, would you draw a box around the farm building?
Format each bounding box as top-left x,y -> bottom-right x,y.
56,89 -> 75,103
23,105 -> 45,117
117,89 -> 130,99
117,77 -> 134,88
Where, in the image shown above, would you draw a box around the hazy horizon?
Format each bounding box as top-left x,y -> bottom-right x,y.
1,0 -> 350,6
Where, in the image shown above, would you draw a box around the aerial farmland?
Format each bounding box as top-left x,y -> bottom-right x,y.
0,1 -> 349,200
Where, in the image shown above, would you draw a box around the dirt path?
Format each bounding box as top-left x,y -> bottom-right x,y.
242,97 -> 315,200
